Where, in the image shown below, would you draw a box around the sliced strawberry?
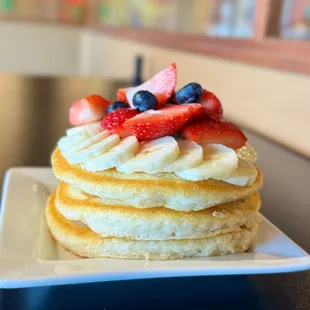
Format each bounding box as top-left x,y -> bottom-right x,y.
101,108 -> 140,137
69,94 -> 110,126
181,120 -> 247,149
200,90 -> 223,121
126,63 -> 177,109
188,103 -> 207,122
168,92 -> 177,104
124,104 -> 193,140
116,88 -> 130,102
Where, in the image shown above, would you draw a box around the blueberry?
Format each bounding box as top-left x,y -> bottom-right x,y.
106,101 -> 129,114
175,82 -> 203,104
133,90 -> 158,112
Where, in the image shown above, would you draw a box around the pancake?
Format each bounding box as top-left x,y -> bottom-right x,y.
55,182 -> 260,241
46,193 -> 259,260
52,148 -> 263,211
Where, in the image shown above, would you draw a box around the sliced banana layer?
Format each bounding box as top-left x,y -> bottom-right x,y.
81,136 -> 139,171
164,140 -> 203,172
59,121 -> 258,187
236,143 -> 257,163
58,131 -> 94,151
117,136 -> 179,174
66,134 -> 120,164
219,158 -> 258,186
62,131 -> 111,157
175,144 -> 238,181
66,122 -> 102,136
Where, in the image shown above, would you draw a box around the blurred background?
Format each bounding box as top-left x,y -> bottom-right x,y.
1,0 -> 310,38
0,0 -> 310,40
0,0 -> 309,187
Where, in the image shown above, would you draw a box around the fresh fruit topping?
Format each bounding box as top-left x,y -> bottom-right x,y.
236,143 -> 257,163
188,104 -> 206,122
116,88 -> 130,102
69,95 -> 111,126
62,131 -> 110,156
181,120 -> 247,149
126,63 -> 177,108
164,140 -> 203,172
200,90 -> 223,121
168,92 -> 177,104
175,82 -> 203,104
58,131 -> 93,151
124,104 -> 194,141
132,90 -> 158,112
66,121 -> 102,136
65,134 -> 120,164
220,158 -> 257,186
117,136 -> 179,174
101,108 -> 140,138
81,136 -> 139,171
106,101 -> 129,114
176,144 -> 238,181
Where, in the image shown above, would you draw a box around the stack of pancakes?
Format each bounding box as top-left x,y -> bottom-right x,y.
46,148 -> 263,260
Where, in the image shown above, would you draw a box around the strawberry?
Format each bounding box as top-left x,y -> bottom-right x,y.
101,108 -> 140,137
168,92 -> 177,104
69,94 -> 110,126
188,103 -> 207,122
124,104 -> 195,140
181,120 -> 247,149
116,88 -> 130,102
199,90 -> 223,121
126,63 -> 177,109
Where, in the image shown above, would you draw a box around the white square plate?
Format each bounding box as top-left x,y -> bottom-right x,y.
0,168 -> 309,288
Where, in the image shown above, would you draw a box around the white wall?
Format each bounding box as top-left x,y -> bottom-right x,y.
83,30 -> 153,80
0,22 -> 81,76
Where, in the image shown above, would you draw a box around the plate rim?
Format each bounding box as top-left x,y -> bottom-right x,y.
0,167 -> 309,289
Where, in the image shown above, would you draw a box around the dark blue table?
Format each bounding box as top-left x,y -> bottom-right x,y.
0,130 -> 309,310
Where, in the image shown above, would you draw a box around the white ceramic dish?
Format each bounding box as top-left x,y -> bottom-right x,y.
0,168 -> 309,288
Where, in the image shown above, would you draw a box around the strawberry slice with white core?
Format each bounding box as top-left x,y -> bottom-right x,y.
69,94 -> 110,126
124,104 -> 198,141
126,63 -> 177,109
116,87 -> 131,102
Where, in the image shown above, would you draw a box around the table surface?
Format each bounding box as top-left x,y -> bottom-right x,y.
0,76 -> 309,309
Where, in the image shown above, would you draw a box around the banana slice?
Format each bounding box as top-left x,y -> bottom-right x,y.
219,158 -> 258,186
117,136 -> 179,174
66,121 -> 103,136
236,143 -> 257,163
175,144 -> 238,181
62,131 -> 111,157
58,131 -> 94,151
164,140 -> 203,172
66,134 -> 120,164
81,136 -> 139,171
